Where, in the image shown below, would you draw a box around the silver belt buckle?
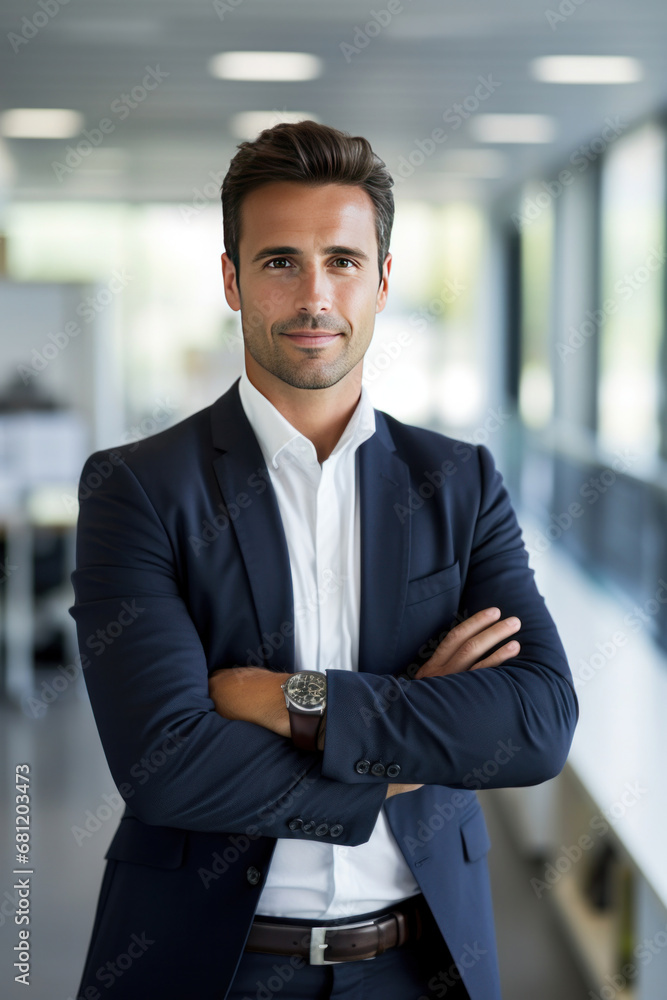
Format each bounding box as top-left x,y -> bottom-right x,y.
309,918 -> 377,965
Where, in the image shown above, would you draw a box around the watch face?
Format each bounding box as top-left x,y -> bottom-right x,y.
286,671 -> 327,710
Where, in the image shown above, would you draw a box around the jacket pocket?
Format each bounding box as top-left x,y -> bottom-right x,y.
405,561 -> 460,607
104,815 -> 188,869
460,806 -> 491,863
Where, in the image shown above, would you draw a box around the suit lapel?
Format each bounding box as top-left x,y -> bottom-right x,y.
210,379 -> 295,673
209,378 -> 412,677
357,418 -> 412,676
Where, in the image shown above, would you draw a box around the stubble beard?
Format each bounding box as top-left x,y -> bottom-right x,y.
244,327 -> 364,390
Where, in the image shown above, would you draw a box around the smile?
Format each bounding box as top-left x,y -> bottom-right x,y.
280,333 -> 342,346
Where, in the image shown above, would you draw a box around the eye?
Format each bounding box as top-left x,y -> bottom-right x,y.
264,256 -> 357,270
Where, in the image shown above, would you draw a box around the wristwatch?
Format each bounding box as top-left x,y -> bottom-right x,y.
281,671 -> 327,751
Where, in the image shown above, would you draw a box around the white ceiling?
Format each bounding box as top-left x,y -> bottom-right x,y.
1,0 -> 666,208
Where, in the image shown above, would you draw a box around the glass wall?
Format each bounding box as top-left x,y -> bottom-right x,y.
518,185 -> 554,431
598,122 -> 665,464
509,114 -> 667,637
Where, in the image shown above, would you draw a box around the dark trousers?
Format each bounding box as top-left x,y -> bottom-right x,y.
226,900 -> 470,1000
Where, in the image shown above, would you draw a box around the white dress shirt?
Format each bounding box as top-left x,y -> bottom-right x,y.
237,366 -> 421,919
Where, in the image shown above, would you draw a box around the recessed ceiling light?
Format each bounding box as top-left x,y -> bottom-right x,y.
230,111 -> 320,141
530,56 -> 643,84
469,114 -> 556,144
0,108 -> 84,138
209,51 -> 323,82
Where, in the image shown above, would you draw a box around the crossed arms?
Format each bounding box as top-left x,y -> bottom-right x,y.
208,606 -> 525,798
69,441 -> 578,847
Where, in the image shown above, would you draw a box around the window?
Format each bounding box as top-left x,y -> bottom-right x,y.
518,187 -> 554,429
598,122 -> 665,460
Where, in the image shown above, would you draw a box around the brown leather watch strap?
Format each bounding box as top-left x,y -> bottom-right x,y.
289,711 -> 321,751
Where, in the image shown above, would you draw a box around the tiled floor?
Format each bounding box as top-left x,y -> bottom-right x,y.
0,667 -> 589,1000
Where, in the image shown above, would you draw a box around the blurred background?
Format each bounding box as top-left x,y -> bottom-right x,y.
1,1 -> 666,997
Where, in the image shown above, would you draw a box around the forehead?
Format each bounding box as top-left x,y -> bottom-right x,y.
238,181 -> 377,250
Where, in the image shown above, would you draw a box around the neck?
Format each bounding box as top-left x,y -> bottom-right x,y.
244,353 -> 363,463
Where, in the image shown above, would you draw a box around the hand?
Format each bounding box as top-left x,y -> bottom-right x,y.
385,783 -> 423,798
415,607 -> 520,680
208,666 -> 292,738
385,610 -> 519,796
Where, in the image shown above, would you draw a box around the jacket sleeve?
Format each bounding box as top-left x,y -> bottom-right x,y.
320,443 -> 579,788
69,450 -> 387,846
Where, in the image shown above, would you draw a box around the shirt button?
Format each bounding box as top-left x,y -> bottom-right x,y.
354,759 -> 371,775
330,824 -> 344,838
246,866 -> 261,886
386,763 -> 401,778
302,820 -> 316,834
315,823 -> 329,837
371,762 -> 386,777
288,817 -> 303,831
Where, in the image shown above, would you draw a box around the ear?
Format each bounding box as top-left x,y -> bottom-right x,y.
221,253 -> 241,312
375,252 -> 392,313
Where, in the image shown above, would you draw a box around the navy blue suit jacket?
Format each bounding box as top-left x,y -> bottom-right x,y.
69,376 -> 578,1000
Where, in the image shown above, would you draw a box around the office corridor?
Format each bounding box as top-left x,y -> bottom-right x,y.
3,3 -> 667,996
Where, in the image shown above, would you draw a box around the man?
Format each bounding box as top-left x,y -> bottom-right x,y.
69,120 -> 578,1000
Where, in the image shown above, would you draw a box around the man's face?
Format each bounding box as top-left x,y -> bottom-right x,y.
221,181 -> 391,391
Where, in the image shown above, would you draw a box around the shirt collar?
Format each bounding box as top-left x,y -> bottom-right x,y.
238,366 -> 376,471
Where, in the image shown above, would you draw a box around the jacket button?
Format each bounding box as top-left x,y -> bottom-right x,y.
371,762 -> 386,776
330,824 -> 344,838
354,759 -> 371,774
288,817 -> 303,831
302,820 -> 316,834
246,866 -> 261,886
315,823 -> 329,837
386,763 -> 401,778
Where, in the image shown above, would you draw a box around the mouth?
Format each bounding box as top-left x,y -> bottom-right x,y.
280,332 -> 342,347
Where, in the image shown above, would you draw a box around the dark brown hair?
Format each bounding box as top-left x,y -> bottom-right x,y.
221,120 -> 394,286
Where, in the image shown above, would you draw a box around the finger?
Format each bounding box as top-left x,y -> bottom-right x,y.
452,619 -> 521,671
428,607 -> 502,661
429,615 -> 521,673
469,640 -> 520,670
420,620 -> 520,677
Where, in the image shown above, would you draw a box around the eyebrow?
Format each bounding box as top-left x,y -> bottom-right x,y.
250,245 -> 371,264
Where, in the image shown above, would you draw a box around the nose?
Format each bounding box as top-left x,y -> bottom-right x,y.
292,262 -> 333,317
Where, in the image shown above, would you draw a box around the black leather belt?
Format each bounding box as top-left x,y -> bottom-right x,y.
245,894 -> 427,965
